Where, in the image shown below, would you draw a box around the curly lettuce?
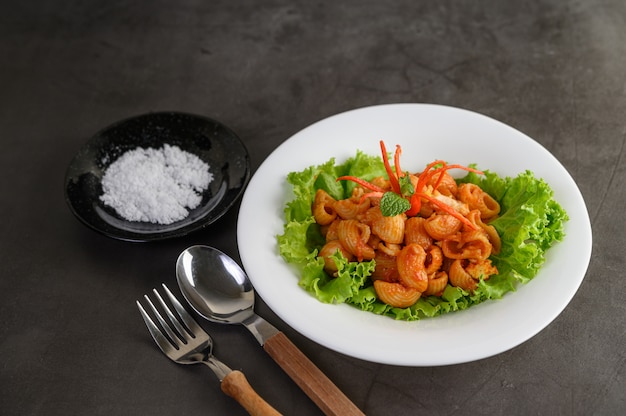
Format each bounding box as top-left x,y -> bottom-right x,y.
277,152 -> 568,320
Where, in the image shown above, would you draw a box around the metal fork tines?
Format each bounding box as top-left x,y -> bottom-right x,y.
137,284 -> 282,416
137,283 -> 231,378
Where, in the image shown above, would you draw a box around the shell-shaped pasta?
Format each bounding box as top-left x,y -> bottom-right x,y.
337,219 -> 375,261
404,217 -> 433,248
367,233 -> 382,248
466,210 -> 501,254
465,259 -> 498,281
396,243 -> 428,292
441,230 -> 492,261
424,213 -> 462,240
448,259 -> 477,292
334,197 -> 370,220
312,189 -> 337,225
424,245 -> 443,275
482,225 -> 501,255
419,203 -> 434,218
373,280 -> 421,308
462,230 -> 492,260
350,186 -> 366,199
433,194 -> 469,216
429,171 -> 458,197
458,183 -> 500,220
323,219 -> 341,242
424,271 -> 448,297
377,241 -> 402,257
370,176 -> 392,191
318,240 -> 353,274
359,206 -> 379,227
371,252 -> 399,282
372,212 -> 406,244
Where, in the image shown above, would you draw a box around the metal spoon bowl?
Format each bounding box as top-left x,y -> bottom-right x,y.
176,245 -> 255,324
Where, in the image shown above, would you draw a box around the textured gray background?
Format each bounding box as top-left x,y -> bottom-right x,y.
1,1 -> 624,415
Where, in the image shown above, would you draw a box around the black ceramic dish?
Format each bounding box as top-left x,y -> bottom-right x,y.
64,112 -> 250,242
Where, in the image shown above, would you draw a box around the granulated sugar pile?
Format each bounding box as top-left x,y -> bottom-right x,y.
100,144 -> 213,224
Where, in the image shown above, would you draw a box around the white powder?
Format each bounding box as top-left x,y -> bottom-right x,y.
100,144 -> 213,224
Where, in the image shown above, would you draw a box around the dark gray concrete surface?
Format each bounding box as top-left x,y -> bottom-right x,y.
1,1 -> 624,415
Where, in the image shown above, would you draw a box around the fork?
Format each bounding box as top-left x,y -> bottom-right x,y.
137,284 -> 281,416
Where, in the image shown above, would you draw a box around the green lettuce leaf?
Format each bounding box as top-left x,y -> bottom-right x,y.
277,152 -> 568,321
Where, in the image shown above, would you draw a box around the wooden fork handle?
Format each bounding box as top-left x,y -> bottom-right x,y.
263,331 -> 365,416
221,370 -> 282,416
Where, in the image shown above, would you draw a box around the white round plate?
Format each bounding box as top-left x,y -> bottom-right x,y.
237,103 -> 592,366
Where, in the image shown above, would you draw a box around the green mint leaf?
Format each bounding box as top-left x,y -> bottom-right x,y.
380,192 -> 410,216
399,173 -> 414,197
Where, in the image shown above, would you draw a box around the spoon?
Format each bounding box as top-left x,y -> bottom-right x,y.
176,245 -> 364,416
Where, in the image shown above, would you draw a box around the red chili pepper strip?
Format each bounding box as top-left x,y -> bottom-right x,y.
336,176 -> 387,193
419,160 -> 447,177
379,140 -> 401,194
432,164 -> 484,190
419,192 -> 477,230
359,191 -> 384,204
394,145 -> 403,179
406,160 -> 447,217
406,193 -> 421,216
415,160 -> 446,195
432,167 -> 448,190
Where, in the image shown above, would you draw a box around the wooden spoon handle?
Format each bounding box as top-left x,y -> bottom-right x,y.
221,370 -> 282,416
263,332 -> 364,416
